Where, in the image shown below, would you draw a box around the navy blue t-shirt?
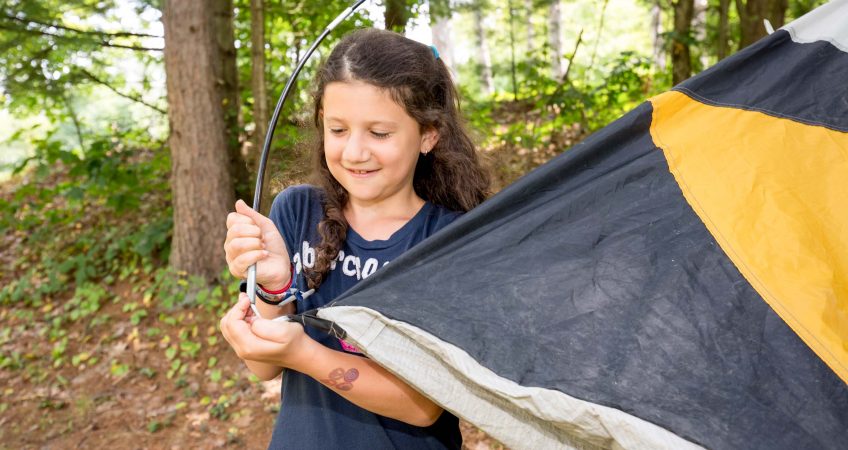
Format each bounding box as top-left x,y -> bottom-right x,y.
266,185 -> 463,450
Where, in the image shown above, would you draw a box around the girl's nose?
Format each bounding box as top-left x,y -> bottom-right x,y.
341,131 -> 371,163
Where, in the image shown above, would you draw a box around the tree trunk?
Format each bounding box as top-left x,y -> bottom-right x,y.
250,0 -> 268,174
163,0 -> 237,281
508,0 -> 518,100
718,0 -> 730,60
651,1 -> 666,70
473,8 -> 494,95
549,0 -> 563,78
525,0 -> 534,56
429,3 -> 455,76
213,0 -> 249,201
671,0 -> 695,85
588,0 -> 609,69
693,0 -> 708,68
736,0 -> 788,50
385,0 -> 409,33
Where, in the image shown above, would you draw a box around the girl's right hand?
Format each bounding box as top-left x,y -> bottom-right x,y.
224,199 -> 291,291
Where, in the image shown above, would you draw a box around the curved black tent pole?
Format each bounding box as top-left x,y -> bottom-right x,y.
247,0 -> 367,317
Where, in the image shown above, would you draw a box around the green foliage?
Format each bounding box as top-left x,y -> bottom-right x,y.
109,359 -> 130,377
0,1 -> 163,120
0,130 -> 171,309
466,50 -> 667,187
141,267 -> 235,315
146,413 -> 175,433
209,394 -> 231,420
787,0 -> 830,20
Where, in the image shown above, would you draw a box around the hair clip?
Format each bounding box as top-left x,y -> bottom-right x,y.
430,45 -> 440,60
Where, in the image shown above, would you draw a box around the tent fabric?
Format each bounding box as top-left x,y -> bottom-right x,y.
674,34 -> 848,132
319,306 -> 705,450
651,90 -> 848,385
782,0 -> 848,51
302,2 -> 848,449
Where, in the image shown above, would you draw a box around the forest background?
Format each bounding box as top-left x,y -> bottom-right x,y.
0,0 -> 826,448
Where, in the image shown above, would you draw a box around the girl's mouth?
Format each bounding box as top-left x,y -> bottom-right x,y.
347,168 -> 378,178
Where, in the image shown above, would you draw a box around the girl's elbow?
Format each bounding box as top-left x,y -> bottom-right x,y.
255,371 -> 282,382
407,405 -> 444,428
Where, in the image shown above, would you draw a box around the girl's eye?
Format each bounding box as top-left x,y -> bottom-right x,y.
371,131 -> 390,139
329,128 -> 345,135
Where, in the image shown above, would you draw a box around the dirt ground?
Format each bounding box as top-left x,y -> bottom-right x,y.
0,283 -> 505,450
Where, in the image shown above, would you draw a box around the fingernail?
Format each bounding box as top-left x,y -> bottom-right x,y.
262,250 -> 270,257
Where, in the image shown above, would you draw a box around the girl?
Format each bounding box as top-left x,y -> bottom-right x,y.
220,28 -> 489,449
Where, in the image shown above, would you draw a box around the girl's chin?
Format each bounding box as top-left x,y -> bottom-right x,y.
342,188 -> 383,203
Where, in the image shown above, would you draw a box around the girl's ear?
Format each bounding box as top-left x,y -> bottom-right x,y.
420,126 -> 440,155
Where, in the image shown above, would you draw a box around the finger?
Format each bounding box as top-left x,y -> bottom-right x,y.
219,310 -> 241,344
251,318 -> 275,337
225,298 -> 246,322
250,319 -> 302,343
219,315 -> 230,341
225,236 -> 264,257
227,223 -> 262,240
228,294 -> 254,323
226,211 -> 255,228
237,293 -> 252,313
235,199 -> 275,229
250,319 -> 286,342
230,250 -> 270,276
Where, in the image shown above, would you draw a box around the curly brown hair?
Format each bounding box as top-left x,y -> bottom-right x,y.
305,28 -> 491,290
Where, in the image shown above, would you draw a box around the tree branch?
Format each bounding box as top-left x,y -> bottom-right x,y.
543,28 -> 583,108
61,93 -> 86,151
2,13 -> 161,39
0,23 -> 163,52
588,0 -> 609,70
78,68 -> 167,114
561,28 -> 584,86
5,46 -> 55,80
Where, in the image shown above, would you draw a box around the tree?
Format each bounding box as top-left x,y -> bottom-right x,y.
162,0 -> 240,281
671,0 -> 695,85
735,0 -> 787,49
386,0 -> 411,32
549,0 -> 563,78
650,0 -> 667,70
473,6 -> 494,95
430,0 -> 455,74
693,0 -> 708,69
717,0 -> 731,59
215,1 -> 251,202
507,0 -> 518,100
525,0 -> 535,57
249,0 -> 269,174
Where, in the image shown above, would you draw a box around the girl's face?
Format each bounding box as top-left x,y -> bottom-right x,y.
321,81 -> 438,208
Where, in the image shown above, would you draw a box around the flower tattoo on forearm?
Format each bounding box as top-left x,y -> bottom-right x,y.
321,367 -> 359,391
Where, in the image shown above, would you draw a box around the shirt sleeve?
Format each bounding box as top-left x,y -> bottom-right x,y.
269,185 -> 306,263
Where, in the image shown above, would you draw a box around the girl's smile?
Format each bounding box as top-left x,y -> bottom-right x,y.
346,168 -> 379,178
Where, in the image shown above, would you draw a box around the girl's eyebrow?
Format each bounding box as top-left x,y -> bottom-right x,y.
323,116 -> 398,127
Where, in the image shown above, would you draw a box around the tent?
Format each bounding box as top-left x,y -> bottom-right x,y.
297,2 -> 848,448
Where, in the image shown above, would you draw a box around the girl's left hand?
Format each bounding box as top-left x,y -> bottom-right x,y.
219,293 -> 313,367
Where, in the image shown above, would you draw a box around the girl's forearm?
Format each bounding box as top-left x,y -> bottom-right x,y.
289,338 -> 443,427
244,359 -> 283,381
